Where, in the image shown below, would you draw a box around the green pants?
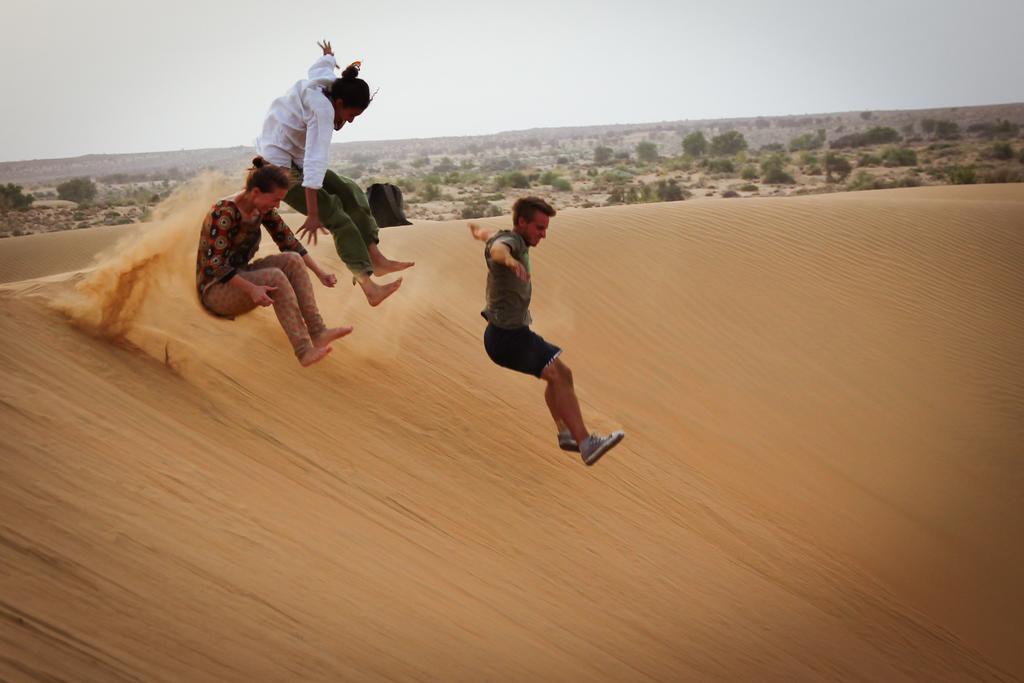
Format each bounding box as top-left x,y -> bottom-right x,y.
285,169 -> 380,276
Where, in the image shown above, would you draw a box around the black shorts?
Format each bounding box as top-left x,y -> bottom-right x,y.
483,323 -> 562,378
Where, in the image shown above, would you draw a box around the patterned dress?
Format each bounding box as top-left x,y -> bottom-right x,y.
195,198 -> 307,304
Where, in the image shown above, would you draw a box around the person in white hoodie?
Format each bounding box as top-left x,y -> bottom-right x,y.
257,40 -> 413,306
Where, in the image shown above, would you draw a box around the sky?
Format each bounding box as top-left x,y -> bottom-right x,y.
1,0 -> 1022,162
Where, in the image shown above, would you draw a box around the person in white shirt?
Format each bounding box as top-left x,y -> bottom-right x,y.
257,40 -> 413,307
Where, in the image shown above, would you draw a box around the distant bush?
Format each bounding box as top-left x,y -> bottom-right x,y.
721,190 -> 740,198
980,167 -> 1023,183
760,143 -> 785,153
987,142 -> 1015,160
539,171 -> 572,192
761,153 -> 794,184
825,152 -> 853,182
739,183 -> 759,192
411,157 -> 430,168
966,119 -> 1020,139
710,131 -> 748,156
593,145 -> 614,164
858,153 -> 882,167
654,179 -> 687,202
740,165 -> 758,180
706,158 -> 735,173
830,127 -> 902,149
421,183 -> 442,201
636,141 -> 659,163
947,166 -> 976,185
923,119 -> 961,139
434,157 -> 457,173
57,177 -> 97,204
461,201 -> 503,219
0,183 -> 34,211
496,171 -> 530,189
882,147 -> 918,167
978,166 -> 1019,183
789,129 -> 826,151
799,152 -> 819,168
860,111 -> 874,120
682,131 -> 708,157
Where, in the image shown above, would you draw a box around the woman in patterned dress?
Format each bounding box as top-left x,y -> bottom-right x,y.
196,157 -> 352,367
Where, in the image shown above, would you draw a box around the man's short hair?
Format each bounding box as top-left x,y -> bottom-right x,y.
512,196 -> 556,226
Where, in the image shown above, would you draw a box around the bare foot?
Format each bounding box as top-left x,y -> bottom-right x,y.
312,326 -> 354,348
360,277 -> 403,307
372,257 -> 415,277
298,345 -> 332,367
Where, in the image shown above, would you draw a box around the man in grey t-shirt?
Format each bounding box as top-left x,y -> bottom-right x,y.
470,196 -> 625,466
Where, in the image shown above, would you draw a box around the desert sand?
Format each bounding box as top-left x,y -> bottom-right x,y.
1,181 -> 1022,681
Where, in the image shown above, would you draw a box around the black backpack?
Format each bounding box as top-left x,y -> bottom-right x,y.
366,183 -> 413,228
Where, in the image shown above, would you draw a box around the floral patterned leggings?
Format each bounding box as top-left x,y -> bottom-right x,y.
202,252 -> 325,358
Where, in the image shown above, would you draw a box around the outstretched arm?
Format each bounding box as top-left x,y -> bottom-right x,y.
468,222 -> 495,242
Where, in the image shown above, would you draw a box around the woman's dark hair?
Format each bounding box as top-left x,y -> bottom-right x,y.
245,156 -> 290,192
327,61 -> 372,110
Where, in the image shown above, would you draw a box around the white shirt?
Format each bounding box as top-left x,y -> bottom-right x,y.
256,55 -> 338,190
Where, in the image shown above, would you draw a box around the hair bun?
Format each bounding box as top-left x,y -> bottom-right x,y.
342,60 -> 362,79
251,156 -> 266,168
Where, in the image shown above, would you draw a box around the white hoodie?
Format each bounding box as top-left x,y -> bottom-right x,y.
256,54 -> 338,190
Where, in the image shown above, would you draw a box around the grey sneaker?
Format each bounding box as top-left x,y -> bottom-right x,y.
558,431 -> 580,452
580,431 -> 625,466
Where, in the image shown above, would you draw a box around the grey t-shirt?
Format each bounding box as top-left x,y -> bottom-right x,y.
482,230 -> 532,329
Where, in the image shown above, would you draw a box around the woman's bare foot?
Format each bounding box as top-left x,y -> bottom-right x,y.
298,345 -> 332,367
360,277 -> 403,307
312,326 -> 354,348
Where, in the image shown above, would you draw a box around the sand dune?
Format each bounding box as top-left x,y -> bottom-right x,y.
1,183 -> 1022,681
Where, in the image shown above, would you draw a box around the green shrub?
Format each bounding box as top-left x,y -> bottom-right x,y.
434,157 -> 457,173
654,179 -> 687,201
496,171 -> 530,189
981,167 -> 1023,183
967,121 -> 1020,139
552,178 -> 572,192
825,152 -> 853,182
947,166 -> 976,184
710,131 -> 748,156
411,157 -> 430,168
740,165 -> 758,180
882,147 -> 918,167
721,190 -> 740,198
739,184 -> 758,192
636,141 -> 659,163
988,142 -> 1014,160
761,153 -> 794,184
858,153 -> 882,167
830,127 -> 901,149
759,143 -> 785,152
57,177 -> 97,204
707,158 -> 735,173
0,183 -> 34,211
682,131 -> 708,157
421,183 -> 442,201
461,201 -> 503,219
934,120 -> 960,139
593,146 -> 614,164
799,152 -> 819,168
789,129 -> 826,151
